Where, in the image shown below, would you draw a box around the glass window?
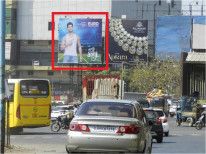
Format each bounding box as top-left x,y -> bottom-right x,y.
76,102 -> 136,118
8,83 -> 14,102
20,80 -> 49,97
150,99 -> 164,107
155,110 -> 164,117
144,110 -> 157,119
48,22 -> 55,30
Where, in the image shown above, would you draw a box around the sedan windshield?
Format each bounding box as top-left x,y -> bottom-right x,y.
76,102 -> 136,118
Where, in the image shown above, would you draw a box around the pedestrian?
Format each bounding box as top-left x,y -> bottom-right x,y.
73,104 -> 78,115
60,22 -> 82,63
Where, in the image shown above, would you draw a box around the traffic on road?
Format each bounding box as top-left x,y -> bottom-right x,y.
5,98 -> 206,153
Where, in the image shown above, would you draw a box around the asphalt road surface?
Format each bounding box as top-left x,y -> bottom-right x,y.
5,117 -> 206,153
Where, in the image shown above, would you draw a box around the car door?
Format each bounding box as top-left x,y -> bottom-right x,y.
135,103 -> 151,144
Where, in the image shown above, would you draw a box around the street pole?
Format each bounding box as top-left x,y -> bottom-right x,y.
201,0 -> 203,15
0,0 -> 5,153
190,4 -> 192,16
121,62 -> 124,100
168,3 -> 171,15
153,3 -> 157,55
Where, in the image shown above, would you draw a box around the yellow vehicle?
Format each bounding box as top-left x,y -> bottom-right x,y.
6,79 -> 51,133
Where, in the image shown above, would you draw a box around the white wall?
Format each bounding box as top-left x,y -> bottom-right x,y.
17,0 -> 112,40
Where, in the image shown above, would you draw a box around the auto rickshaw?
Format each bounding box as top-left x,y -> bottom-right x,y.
176,96 -> 200,127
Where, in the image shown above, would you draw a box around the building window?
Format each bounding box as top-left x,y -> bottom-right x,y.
159,0 -> 161,5
28,40 -> 34,44
48,71 -> 54,76
28,71 -> 34,75
48,22 -> 55,30
48,40 -> 52,45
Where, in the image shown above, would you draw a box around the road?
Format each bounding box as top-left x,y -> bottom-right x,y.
5,117 -> 206,153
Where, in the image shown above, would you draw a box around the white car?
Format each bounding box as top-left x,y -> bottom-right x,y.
51,105 -> 74,120
154,109 -> 169,137
169,101 -> 180,117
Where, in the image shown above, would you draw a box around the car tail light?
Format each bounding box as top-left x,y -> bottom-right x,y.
79,124 -> 90,132
163,117 -> 167,123
16,105 -> 21,119
69,124 -> 90,132
156,118 -> 162,124
116,126 -> 140,134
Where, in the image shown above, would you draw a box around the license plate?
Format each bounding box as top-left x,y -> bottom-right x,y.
89,126 -> 118,133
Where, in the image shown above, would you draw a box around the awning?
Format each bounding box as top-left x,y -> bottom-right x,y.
185,52 -> 206,64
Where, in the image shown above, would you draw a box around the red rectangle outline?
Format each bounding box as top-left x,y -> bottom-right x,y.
51,12 -> 109,70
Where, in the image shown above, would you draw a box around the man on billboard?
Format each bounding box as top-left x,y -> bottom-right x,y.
60,22 -> 82,63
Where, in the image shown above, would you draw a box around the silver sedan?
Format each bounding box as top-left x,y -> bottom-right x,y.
66,99 -> 152,153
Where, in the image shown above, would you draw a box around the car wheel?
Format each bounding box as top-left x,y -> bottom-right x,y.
165,131 -> 169,137
147,142 -> 152,154
156,135 -> 163,143
66,147 -> 70,153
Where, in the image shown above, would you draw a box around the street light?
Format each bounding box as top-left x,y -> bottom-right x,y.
189,1 -> 198,16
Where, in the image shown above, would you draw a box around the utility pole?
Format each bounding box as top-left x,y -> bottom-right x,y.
153,3 -> 157,55
0,0 -> 5,153
201,0 -> 204,15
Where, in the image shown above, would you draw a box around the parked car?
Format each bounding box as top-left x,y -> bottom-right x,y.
136,98 -> 150,108
51,105 -> 74,120
143,108 -> 164,143
66,99 -> 152,153
153,109 -> 169,136
169,101 -> 180,117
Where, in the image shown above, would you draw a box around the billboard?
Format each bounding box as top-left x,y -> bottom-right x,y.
58,18 -> 102,64
156,16 -> 206,59
109,19 -> 148,63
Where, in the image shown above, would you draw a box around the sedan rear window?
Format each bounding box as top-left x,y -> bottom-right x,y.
155,111 -> 164,117
52,107 -> 67,111
76,102 -> 136,118
144,110 -> 157,119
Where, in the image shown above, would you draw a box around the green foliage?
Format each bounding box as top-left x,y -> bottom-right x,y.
83,56 -> 180,96
84,68 -> 121,76
128,56 -> 180,95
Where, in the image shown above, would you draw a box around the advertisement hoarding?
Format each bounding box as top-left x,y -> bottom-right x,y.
58,18 -> 102,64
156,16 -> 206,59
109,19 -> 148,63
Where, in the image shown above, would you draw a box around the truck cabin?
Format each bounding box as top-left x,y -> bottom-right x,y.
150,97 -> 165,108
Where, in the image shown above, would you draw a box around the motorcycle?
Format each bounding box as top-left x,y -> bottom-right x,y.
51,116 -> 72,132
195,111 -> 205,130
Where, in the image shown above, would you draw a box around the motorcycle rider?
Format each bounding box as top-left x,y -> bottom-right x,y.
61,109 -> 74,126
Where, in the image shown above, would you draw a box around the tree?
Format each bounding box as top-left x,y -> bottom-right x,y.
128,56 -> 180,95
